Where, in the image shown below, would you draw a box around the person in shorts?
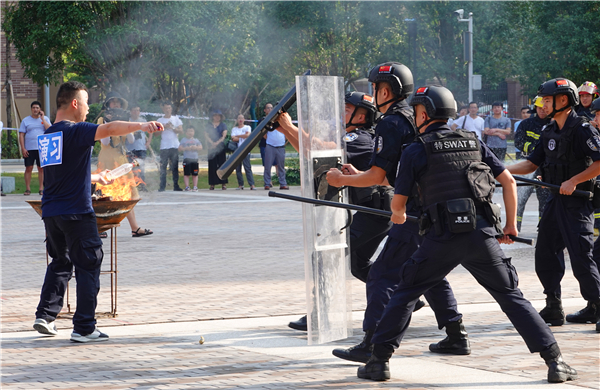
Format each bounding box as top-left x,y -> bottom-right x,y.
178,126 -> 202,191
19,101 -> 51,195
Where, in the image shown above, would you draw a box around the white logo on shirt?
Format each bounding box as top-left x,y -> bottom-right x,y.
548,139 -> 556,151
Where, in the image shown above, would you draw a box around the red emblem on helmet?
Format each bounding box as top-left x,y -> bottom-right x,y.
362,95 -> 374,103
416,87 -> 428,94
379,65 -> 392,73
556,79 -> 568,87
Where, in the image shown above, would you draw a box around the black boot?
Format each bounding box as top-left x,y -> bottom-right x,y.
332,330 -> 373,363
429,319 -> 471,355
288,315 -> 307,331
540,343 -> 578,383
357,353 -> 391,381
413,299 -> 426,312
539,294 -> 564,326
596,319 -> 600,333
565,300 -> 600,324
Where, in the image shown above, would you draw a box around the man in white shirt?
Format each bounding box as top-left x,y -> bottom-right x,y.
19,101 -> 52,195
155,102 -> 183,191
451,101 -> 485,141
263,127 -> 288,190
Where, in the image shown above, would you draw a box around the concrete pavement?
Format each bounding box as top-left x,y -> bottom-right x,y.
1,187 -> 599,389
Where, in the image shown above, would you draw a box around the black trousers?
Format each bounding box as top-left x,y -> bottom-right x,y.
363,232 -> 462,332
371,220 -> 556,357
36,213 -> 103,335
349,211 -> 392,283
159,148 -> 180,190
536,195 -> 600,301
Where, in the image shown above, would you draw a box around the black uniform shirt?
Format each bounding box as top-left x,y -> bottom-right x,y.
576,104 -> 594,120
528,110 -> 600,167
344,128 -> 374,172
395,122 -> 506,198
369,100 -> 415,185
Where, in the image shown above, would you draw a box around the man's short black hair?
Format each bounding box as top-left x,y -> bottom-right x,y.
31,100 -> 42,108
521,105 -> 530,111
161,101 -> 172,107
492,101 -> 503,108
186,125 -> 195,131
469,101 -> 478,107
264,102 -> 273,109
56,81 -> 88,110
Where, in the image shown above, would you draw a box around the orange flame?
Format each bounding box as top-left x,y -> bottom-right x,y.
95,171 -> 144,201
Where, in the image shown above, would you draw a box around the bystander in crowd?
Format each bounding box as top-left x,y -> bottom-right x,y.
19,101 -> 51,195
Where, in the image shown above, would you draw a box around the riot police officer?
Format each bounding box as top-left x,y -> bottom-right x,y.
279,91 -> 393,331
575,81 -> 598,120
328,64 -> 469,364
508,78 -> 600,329
357,85 -> 577,384
513,96 -> 551,231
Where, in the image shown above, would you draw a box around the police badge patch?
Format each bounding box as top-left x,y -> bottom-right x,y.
376,136 -> 383,153
587,136 -> 600,152
344,133 -> 358,142
548,139 -> 556,151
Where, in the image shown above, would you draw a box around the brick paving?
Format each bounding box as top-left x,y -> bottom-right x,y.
1,187 -> 599,389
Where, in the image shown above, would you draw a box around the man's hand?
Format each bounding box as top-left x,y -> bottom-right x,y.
326,168 -> 345,187
498,225 -> 518,245
142,122 -> 164,134
39,110 -> 45,120
391,211 -> 406,224
340,163 -> 360,175
92,170 -> 115,185
22,148 -> 29,158
277,112 -> 295,132
560,179 -> 577,195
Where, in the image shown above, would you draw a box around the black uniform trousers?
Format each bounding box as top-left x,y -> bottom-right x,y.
349,211 -> 392,283
363,227 -> 462,332
536,195 -> 600,301
36,213 -> 104,335
371,219 -> 556,356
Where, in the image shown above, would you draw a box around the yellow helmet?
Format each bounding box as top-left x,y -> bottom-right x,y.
533,96 -> 543,108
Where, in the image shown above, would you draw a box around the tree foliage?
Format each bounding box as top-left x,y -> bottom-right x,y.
3,1 -> 600,116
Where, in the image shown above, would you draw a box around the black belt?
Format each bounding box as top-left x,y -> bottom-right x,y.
268,145 -> 285,148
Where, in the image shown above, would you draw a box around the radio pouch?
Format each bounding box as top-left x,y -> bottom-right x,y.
445,198 -> 476,234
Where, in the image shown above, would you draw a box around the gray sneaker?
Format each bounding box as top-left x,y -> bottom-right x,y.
33,318 -> 58,336
70,328 -> 109,343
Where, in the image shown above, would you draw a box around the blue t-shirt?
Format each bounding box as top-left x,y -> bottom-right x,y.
484,115 -> 511,148
40,121 -> 98,218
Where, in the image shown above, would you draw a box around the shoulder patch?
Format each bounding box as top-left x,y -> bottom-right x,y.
582,122 -> 590,127
376,136 -> 383,154
586,135 -> 600,152
343,133 -> 359,142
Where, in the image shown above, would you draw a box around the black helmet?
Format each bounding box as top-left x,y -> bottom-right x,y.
590,97 -> 600,115
368,62 -> 414,110
537,78 -> 578,117
409,85 -> 456,131
103,91 -> 128,110
345,92 -> 378,128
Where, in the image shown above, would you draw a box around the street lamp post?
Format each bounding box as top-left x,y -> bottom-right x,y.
455,9 -> 473,103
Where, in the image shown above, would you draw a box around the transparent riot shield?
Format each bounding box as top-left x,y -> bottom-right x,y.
296,75 -> 352,345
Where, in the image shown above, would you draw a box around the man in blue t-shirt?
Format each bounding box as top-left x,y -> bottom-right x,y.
33,81 -> 163,343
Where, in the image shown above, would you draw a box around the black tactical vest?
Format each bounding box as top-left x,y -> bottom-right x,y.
417,129 -> 483,209
539,116 -> 593,192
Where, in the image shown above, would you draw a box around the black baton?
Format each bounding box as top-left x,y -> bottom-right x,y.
268,191 -> 534,246
512,175 -> 593,200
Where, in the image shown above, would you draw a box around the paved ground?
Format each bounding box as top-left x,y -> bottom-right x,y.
1,184 -> 599,389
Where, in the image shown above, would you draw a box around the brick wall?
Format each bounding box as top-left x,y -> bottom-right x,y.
1,0 -> 44,124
